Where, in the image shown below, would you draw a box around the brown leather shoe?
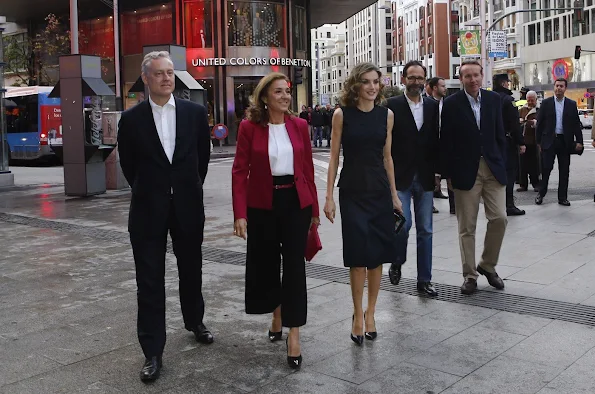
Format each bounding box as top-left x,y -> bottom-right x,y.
461,278 -> 477,295
477,266 -> 505,290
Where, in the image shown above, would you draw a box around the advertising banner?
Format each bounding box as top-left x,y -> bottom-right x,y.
488,30 -> 507,58
459,30 -> 481,57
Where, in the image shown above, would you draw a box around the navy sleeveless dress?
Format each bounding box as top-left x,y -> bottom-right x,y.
338,105 -> 398,269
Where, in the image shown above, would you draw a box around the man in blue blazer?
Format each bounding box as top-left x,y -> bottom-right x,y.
535,78 -> 583,206
440,60 -> 508,295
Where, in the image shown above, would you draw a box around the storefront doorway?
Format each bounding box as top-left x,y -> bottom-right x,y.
233,77 -> 262,121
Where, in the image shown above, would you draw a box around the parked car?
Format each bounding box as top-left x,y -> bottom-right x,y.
579,109 -> 593,129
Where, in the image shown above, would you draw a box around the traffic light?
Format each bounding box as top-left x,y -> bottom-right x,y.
575,45 -> 582,60
574,0 -> 585,23
294,67 -> 303,85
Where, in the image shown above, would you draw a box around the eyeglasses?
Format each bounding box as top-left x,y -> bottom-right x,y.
405,76 -> 426,82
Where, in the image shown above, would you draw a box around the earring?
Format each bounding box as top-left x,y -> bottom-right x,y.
264,104 -> 268,110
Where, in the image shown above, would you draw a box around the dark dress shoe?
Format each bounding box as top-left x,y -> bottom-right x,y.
192,324 -> 214,344
433,206 -> 439,214
507,206 -> 526,216
450,208 -> 456,215
461,278 -> 477,295
516,187 -> 528,192
434,190 -> 448,199
477,266 -> 505,290
558,200 -> 571,206
268,330 -> 282,342
417,282 -> 438,297
140,356 -> 162,383
388,263 -> 402,285
535,195 -> 543,205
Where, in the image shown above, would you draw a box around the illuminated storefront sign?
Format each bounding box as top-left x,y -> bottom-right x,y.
191,57 -> 311,67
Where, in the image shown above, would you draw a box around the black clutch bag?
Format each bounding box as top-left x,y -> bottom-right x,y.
394,210 -> 406,234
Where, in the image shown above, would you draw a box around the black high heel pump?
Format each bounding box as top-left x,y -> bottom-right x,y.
268,330 -> 282,342
351,315 -> 364,345
286,337 -> 302,369
364,311 -> 377,340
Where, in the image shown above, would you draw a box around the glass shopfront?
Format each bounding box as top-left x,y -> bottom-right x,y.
227,1 -> 286,47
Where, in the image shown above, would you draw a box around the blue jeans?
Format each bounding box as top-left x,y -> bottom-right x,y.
313,127 -> 323,147
395,174 -> 434,282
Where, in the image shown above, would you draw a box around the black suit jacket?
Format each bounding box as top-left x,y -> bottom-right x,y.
386,95 -> 440,191
536,96 -> 582,152
440,89 -> 507,190
117,98 -> 211,237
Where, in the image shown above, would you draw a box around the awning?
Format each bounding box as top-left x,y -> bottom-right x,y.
48,78 -> 115,98
2,99 -> 18,107
128,71 -> 204,93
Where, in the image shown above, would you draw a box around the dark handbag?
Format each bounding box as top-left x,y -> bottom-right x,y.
394,210 -> 406,234
305,223 -> 322,262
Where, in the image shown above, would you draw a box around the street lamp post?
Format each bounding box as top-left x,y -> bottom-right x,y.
70,0 -> 79,54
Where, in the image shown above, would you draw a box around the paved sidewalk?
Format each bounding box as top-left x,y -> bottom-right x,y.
1,161 -> 595,393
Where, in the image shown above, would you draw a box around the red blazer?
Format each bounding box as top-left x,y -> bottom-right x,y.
232,115 -> 319,220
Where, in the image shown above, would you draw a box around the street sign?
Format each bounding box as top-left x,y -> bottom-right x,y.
488,30 -> 508,58
459,30 -> 481,57
212,124 -> 228,140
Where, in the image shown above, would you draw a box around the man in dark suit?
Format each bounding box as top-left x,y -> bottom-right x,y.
492,73 -> 526,216
535,78 -> 583,206
387,61 -> 440,297
117,51 -> 213,382
440,60 -> 508,295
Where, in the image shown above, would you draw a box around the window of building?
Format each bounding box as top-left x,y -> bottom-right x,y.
227,1 -> 285,47
563,15 -> 568,38
553,18 -> 560,39
293,6 -> 307,50
513,43 -> 517,57
544,20 -> 552,41
386,16 -> 392,30
528,24 -> 536,45
183,0 -> 213,48
327,32 -> 331,38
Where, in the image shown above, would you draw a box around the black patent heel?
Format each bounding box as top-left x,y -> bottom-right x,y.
268,330 -> 282,342
286,337 -> 302,369
364,311 -> 377,341
351,315 -> 364,345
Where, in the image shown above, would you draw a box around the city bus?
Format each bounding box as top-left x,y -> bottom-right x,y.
4,86 -> 62,163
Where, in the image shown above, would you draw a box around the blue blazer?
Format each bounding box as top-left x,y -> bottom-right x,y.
440,89 -> 507,191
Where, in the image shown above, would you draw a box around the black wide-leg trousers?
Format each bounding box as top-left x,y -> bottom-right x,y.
245,186 -> 312,328
131,200 -> 205,358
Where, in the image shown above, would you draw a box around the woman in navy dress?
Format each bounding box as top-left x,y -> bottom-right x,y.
323,62 -> 402,344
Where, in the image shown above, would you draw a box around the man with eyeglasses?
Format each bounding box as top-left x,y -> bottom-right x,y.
386,61 -> 440,297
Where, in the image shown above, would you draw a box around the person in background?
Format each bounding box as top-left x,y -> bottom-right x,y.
492,73 -> 526,216
518,91 -> 541,193
324,104 -> 334,147
535,78 -> 583,206
311,105 -> 325,148
232,72 -> 319,369
299,105 -> 309,122
428,76 -> 455,214
324,62 -> 402,345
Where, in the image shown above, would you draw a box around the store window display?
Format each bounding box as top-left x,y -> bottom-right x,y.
227,1 -> 285,47
184,0 -> 213,48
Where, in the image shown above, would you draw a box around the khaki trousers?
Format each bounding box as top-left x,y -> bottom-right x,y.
454,158 -> 508,280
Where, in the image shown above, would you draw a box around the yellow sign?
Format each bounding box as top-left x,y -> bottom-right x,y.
459,30 -> 481,56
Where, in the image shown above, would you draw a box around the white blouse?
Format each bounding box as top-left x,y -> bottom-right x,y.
268,123 -> 294,176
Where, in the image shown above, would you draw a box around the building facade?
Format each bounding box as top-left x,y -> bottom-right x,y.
345,1 -> 394,85
311,23 -> 346,105
392,0 -> 460,88
522,0 -> 595,106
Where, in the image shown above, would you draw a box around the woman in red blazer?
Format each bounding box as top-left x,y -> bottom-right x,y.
232,72 -> 319,369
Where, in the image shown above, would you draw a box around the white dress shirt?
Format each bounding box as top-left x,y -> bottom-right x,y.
464,89 -> 481,129
268,123 -> 294,176
555,97 -> 565,135
405,93 -> 424,131
149,94 -> 177,163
